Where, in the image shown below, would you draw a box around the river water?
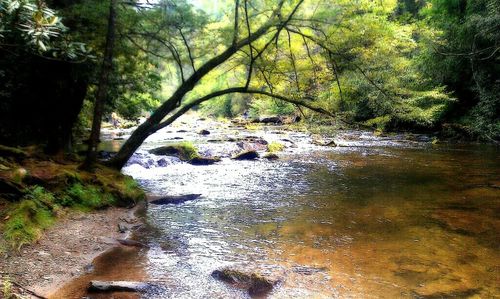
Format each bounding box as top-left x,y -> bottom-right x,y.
108,118 -> 499,298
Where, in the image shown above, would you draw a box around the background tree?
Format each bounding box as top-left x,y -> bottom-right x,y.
0,0 -> 91,153
418,0 -> 500,140
81,0 -> 117,170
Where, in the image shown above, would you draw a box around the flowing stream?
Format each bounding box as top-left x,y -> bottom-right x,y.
104,118 -> 499,298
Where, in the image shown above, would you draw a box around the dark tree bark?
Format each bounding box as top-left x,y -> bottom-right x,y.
81,0 -> 117,170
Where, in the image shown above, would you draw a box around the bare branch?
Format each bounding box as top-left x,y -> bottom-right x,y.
178,28 -> 196,72
244,0 -> 254,88
329,52 -> 343,102
286,29 -> 300,92
124,34 -> 169,59
152,86 -> 335,132
286,26 -> 391,99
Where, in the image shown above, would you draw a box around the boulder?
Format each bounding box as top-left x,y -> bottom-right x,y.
189,157 -> 220,165
232,150 -> 259,160
149,194 -> 201,205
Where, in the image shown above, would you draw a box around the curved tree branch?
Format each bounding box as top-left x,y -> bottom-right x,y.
152,86 -> 336,133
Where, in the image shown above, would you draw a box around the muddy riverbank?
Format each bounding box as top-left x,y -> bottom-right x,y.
0,203 -> 146,299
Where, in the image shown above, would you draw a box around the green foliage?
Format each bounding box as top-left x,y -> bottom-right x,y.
267,142 -> 285,153
417,0 -> 500,139
249,99 -> 296,118
0,0 -> 90,57
2,276 -> 12,299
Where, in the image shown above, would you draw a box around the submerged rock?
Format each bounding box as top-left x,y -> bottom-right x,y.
232,150 -> 259,160
211,269 -> 275,297
149,194 -> 201,205
291,265 -> 328,275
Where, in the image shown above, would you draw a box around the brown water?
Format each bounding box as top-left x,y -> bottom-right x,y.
50,246 -> 147,299
114,123 -> 500,298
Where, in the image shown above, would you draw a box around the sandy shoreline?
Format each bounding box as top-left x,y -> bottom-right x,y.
0,202 -> 147,298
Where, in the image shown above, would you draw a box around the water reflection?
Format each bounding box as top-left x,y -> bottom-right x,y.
121,127 -> 499,298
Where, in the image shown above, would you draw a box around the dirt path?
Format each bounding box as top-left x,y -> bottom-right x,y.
0,205 -> 146,298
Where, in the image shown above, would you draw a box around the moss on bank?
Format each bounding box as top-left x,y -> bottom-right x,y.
0,146 -> 145,250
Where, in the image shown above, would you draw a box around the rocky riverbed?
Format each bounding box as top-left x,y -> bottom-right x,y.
28,114 -> 499,298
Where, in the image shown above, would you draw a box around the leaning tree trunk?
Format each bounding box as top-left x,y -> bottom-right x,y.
106,36 -> 275,170
81,0 -> 116,170
105,2 -> 299,170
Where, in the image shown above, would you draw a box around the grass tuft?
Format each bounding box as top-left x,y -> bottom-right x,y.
267,142 -> 285,153
3,187 -> 56,249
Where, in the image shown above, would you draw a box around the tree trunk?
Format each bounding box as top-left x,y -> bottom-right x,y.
106,3 -> 298,170
81,0 -> 116,170
106,32 -> 280,170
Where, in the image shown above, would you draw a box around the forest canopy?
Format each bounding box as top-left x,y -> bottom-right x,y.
0,0 -> 498,161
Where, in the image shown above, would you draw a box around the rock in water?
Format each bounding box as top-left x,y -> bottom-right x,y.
258,116 -> 282,124
199,129 -> 211,135
312,136 -> 337,147
263,153 -> 279,160
248,276 -> 274,297
149,146 -> 182,156
149,194 -> 201,205
211,269 -> 275,297
189,157 -> 220,165
232,150 -> 259,160
88,280 -> 150,292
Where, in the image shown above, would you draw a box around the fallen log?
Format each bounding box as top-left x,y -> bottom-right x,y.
88,280 -> 151,292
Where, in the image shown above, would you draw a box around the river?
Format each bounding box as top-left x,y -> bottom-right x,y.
104,117 -> 499,298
